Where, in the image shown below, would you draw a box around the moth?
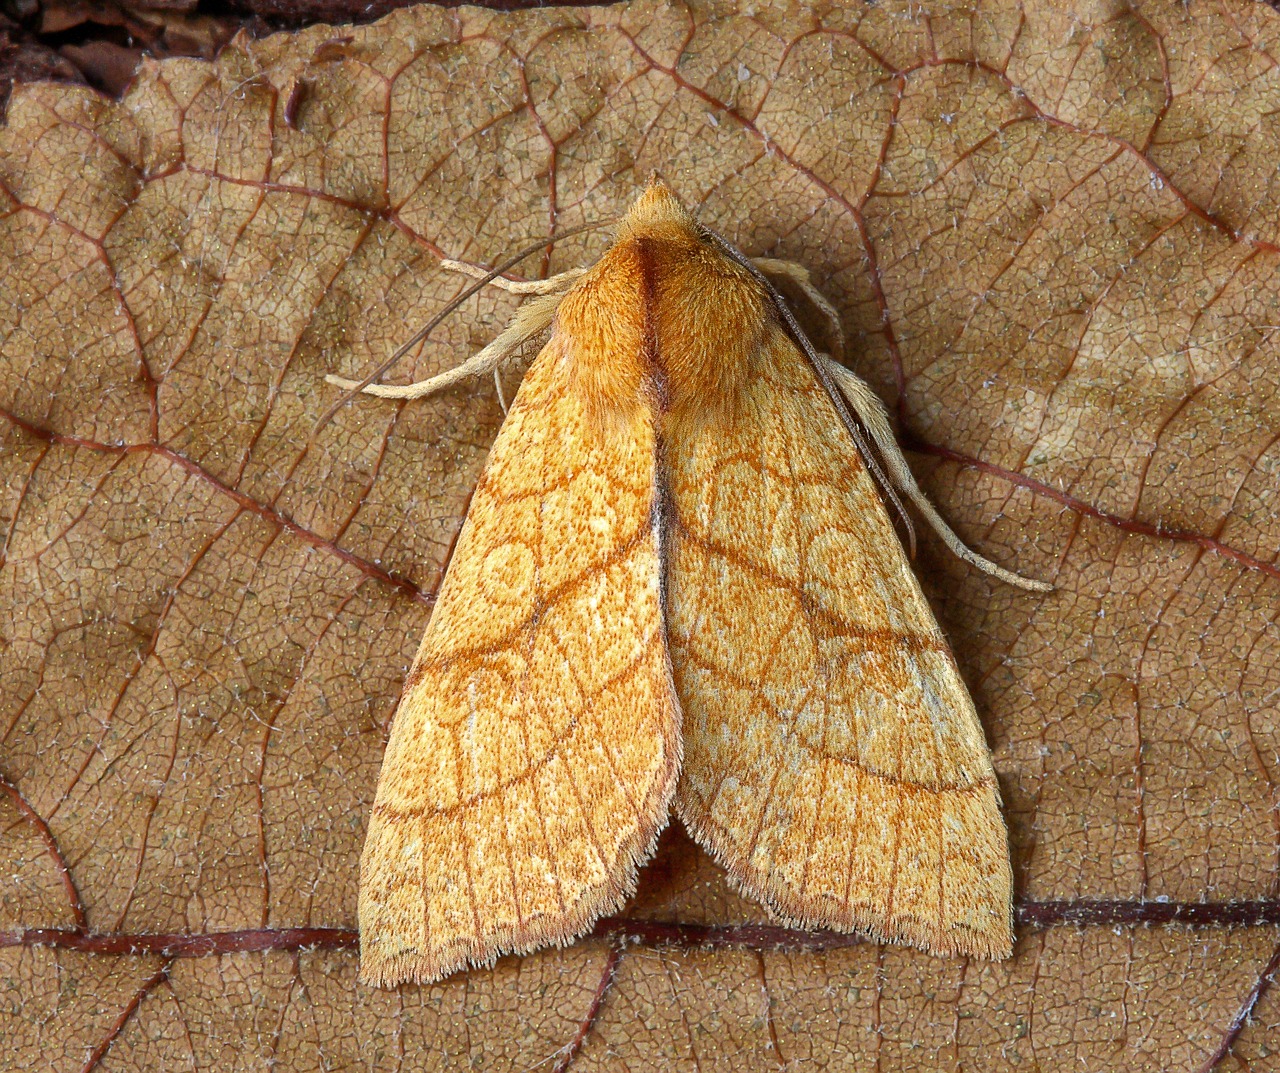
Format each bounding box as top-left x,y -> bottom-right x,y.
330,180 -> 1050,987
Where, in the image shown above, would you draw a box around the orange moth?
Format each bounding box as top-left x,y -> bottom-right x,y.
329,180 -> 1051,988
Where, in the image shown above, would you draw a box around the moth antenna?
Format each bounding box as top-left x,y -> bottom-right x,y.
313,218 -> 612,435
324,288 -> 561,401
751,257 -> 846,362
705,231 -> 916,553
440,259 -> 588,295
819,355 -> 1054,593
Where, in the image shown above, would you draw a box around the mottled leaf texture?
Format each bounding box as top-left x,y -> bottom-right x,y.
1,0 -> 1279,1069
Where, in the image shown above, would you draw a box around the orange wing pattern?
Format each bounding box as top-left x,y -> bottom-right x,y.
667,322 -> 1013,960
358,334 -> 680,987
355,181 -> 1014,982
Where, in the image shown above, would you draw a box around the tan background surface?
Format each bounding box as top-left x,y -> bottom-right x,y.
2,1 -> 1279,1068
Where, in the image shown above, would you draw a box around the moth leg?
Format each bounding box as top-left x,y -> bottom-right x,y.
752,257 -> 846,362
440,258 -> 587,295
325,289 -> 562,401
820,354 -> 1054,593
493,366 -> 509,414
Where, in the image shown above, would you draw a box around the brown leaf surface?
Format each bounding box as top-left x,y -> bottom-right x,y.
2,1 -> 1280,1068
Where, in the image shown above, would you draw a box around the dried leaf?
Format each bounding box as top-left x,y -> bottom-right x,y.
2,1 -> 1279,1068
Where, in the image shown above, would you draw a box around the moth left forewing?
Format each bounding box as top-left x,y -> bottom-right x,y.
359,333 -> 681,987
667,322 -> 1014,960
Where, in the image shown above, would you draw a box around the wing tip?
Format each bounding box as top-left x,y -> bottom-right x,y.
358,734 -> 683,990
357,904 -> 611,989
762,894 -> 1015,963
357,857 -> 650,989
677,802 -> 1015,964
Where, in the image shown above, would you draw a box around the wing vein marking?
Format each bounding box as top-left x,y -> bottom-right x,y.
553,721 -> 612,894
671,527 -> 947,652
700,761 -> 731,827
497,637 -> 532,934
528,612 -> 645,863
739,693 -> 812,883
673,647 -> 991,795
881,722 -> 908,927
371,644 -> 660,821
797,757 -> 829,907
544,619 -> 668,883
451,721 -> 486,947
404,526 -> 652,680
590,661 -> 651,826
752,602 -> 805,704
515,627 -> 567,920
741,732 -> 789,877
778,391 -> 831,909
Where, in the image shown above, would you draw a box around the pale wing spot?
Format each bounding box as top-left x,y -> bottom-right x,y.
429,651 -> 522,726
477,541 -> 537,607
915,654 -> 989,770
704,711 -> 780,855
676,438 -> 719,533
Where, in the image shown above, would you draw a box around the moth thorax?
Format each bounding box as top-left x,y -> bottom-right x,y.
652,244 -> 768,425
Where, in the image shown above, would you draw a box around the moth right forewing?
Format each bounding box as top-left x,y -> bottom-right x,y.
667,320 -> 1014,961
